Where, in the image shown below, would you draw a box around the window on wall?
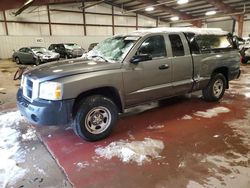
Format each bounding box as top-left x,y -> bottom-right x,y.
169,34 -> 185,57
137,35 -> 167,58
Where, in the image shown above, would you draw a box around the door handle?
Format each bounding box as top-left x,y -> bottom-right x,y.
158,64 -> 169,70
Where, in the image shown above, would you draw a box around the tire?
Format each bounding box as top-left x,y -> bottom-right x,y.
202,73 -> 227,102
15,57 -> 21,64
35,58 -> 41,66
72,95 -> 118,141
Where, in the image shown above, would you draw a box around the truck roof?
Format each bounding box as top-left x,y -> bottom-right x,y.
130,27 -> 229,36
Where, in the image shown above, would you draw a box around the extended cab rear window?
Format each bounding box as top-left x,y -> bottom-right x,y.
195,35 -> 233,53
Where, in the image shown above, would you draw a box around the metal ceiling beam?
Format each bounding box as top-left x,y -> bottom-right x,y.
135,0 -> 202,27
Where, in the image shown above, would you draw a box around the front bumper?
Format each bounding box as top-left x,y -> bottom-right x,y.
17,88 -> 74,126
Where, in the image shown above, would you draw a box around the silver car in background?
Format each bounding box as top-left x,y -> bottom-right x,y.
12,47 -> 60,65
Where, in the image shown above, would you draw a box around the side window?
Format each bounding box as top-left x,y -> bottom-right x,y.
59,44 -> 64,50
23,48 -> 29,53
169,34 -> 185,57
48,45 -> 53,50
19,48 -> 25,52
138,35 -> 167,58
26,48 -> 32,53
196,35 -> 233,52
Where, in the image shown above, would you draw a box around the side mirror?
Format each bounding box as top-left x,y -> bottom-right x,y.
130,54 -> 152,64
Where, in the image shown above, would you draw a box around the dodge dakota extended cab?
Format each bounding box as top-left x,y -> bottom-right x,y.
17,27 -> 241,141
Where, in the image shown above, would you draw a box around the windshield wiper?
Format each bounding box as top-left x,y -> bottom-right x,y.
90,55 -> 109,63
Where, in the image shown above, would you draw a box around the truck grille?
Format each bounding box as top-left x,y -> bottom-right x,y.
23,76 -> 33,100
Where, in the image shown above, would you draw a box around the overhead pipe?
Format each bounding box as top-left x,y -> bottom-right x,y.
14,0 -> 34,16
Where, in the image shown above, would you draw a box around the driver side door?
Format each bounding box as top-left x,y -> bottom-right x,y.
123,34 -> 173,106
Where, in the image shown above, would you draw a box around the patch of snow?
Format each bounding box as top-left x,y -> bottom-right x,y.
200,154 -> 250,188
244,92 -> 250,98
0,128 -> 26,187
0,111 -> 28,187
146,124 -> 164,130
127,131 -> 135,140
186,180 -> 204,188
134,27 -> 229,35
95,138 -> 164,165
22,128 -> 36,141
33,165 -> 46,176
181,115 -> 192,120
74,161 -> 90,171
178,161 -> 186,168
194,107 -> 230,118
0,111 -> 24,127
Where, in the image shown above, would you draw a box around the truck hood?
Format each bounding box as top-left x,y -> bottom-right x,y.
25,58 -> 122,81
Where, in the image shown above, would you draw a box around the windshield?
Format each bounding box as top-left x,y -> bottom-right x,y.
87,36 -> 139,63
64,43 -> 81,49
31,47 -> 47,53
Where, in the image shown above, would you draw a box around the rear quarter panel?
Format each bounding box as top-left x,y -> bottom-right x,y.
192,50 -> 240,89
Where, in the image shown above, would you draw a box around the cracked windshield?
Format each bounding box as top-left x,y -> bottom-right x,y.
87,36 -> 139,63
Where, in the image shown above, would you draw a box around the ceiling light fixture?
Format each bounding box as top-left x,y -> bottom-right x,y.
205,10 -> 217,16
145,6 -> 154,12
177,0 -> 189,5
170,16 -> 179,21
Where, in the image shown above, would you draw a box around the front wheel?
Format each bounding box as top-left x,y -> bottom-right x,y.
202,73 -> 226,102
15,57 -> 21,64
72,95 -> 118,141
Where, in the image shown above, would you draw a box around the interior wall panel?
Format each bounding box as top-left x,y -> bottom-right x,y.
85,3 -> 111,14
0,23 -> 6,35
114,16 -> 136,26
51,25 -> 84,36
7,23 -> 49,36
207,20 -> 233,33
114,27 -> 135,35
50,12 -> 83,24
113,7 -> 135,16
0,11 -> 4,20
85,14 -> 112,25
86,26 -> 112,36
138,15 -> 156,27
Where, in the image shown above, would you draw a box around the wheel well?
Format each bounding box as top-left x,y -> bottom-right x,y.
212,67 -> 229,88
72,87 -> 123,117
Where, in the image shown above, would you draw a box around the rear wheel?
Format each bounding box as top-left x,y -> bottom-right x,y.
202,73 -> 226,102
72,95 -> 118,141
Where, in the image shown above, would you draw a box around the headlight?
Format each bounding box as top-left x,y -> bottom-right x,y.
39,82 -> 63,100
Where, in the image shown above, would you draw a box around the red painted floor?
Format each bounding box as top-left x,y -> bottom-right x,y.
36,65 -> 250,188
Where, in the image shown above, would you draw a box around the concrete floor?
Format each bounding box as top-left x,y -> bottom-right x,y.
0,59 -> 250,188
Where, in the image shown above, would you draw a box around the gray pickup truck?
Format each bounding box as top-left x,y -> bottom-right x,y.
17,27 -> 240,141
